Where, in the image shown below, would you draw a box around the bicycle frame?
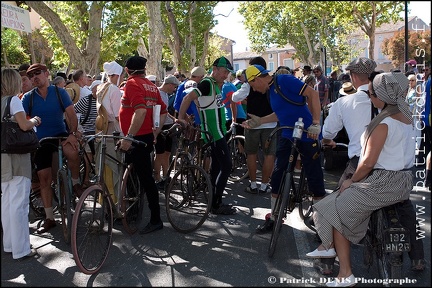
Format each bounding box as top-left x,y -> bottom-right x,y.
266,125 -> 314,257
37,136 -> 74,244
71,132 -> 146,274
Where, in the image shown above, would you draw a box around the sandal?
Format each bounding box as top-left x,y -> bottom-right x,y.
212,204 -> 237,215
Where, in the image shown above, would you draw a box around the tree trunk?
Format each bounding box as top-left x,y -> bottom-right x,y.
25,1 -> 103,73
144,2 -> 165,81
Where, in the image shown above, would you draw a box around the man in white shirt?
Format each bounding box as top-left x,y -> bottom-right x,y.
232,57 -> 277,195
322,57 -> 377,186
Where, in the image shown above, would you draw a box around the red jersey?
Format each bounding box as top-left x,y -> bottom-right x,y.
119,75 -> 167,136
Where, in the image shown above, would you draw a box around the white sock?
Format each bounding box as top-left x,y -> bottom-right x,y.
250,181 -> 257,189
72,178 -> 80,186
44,207 -> 54,220
260,183 -> 269,191
270,197 -> 276,220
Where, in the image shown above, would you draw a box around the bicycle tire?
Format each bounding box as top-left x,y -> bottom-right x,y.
166,165 -> 213,233
297,168 -> 313,220
268,171 -> 292,258
58,169 -> 72,244
227,135 -> 249,182
165,153 -> 191,190
373,209 -> 403,286
121,163 -> 141,235
71,185 -> 113,275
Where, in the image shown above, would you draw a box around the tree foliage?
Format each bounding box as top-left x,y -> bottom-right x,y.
162,1 -> 218,74
238,1 -> 356,67
238,1 -> 405,67
382,30 -> 431,68
1,28 -> 29,67
5,1 -> 220,78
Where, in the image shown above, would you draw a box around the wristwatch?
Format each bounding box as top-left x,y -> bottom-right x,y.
69,131 -> 77,137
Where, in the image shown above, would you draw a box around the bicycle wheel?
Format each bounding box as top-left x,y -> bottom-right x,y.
121,163 -> 141,235
373,209 -> 402,286
297,168 -> 313,220
166,165 -> 212,233
227,135 -> 249,182
58,169 -> 72,244
268,171 -> 292,258
165,153 -> 191,190
71,185 -> 113,275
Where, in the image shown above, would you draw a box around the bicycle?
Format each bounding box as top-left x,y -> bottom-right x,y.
266,125 -> 317,258
35,136 -> 77,244
226,122 -> 248,182
29,164 -> 58,220
363,203 -> 410,287
164,123 -> 213,233
71,132 -> 146,274
161,122 -> 198,190
30,134 -> 96,220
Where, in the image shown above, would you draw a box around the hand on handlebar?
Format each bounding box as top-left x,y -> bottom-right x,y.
117,138 -> 132,152
321,139 -> 336,149
306,124 -> 321,140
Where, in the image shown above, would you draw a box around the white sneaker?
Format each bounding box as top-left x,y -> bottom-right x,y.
306,247 -> 336,258
325,274 -> 356,287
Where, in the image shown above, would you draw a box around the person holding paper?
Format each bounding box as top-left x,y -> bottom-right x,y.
118,56 -> 167,234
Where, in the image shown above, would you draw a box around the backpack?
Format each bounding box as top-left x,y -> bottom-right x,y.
95,82 -> 110,134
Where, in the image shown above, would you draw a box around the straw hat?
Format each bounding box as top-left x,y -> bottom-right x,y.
339,82 -> 357,96
65,82 -> 81,104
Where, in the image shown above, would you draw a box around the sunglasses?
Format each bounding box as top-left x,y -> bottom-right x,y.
365,90 -> 376,98
28,70 -> 44,78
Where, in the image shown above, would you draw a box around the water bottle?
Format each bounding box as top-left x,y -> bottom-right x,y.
293,117 -> 304,139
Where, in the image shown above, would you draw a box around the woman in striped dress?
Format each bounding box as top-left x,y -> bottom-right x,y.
306,72 -> 415,287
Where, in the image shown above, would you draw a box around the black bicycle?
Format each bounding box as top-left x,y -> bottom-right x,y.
163,123 -> 213,233
363,203 -> 410,286
226,123 -> 248,182
267,125 -> 316,258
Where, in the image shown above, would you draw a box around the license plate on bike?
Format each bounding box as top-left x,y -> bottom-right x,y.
383,228 -> 410,252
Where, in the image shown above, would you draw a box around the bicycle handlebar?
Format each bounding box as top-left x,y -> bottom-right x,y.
39,136 -> 69,142
226,122 -> 241,135
161,122 -> 214,143
264,125 -> 308,149
81,132 -> 147,147
321,142 -> 348,149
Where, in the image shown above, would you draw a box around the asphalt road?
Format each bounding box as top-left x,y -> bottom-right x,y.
1,157 -> 430,287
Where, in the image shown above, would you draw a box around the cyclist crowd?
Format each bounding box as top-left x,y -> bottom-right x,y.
1,54 -> 430,285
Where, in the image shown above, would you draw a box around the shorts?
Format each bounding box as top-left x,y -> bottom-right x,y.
33,133 -> 68,172
155,124 -> 174,154
244,128 -> 276,155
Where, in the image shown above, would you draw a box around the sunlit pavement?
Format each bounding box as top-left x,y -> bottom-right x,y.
1,162 -> 430,287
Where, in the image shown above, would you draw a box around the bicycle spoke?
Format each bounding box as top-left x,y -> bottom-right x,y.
71,187 -> 113,275
166,166 -> 212,233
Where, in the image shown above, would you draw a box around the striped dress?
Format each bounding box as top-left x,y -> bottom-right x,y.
313,117 -> 415,246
